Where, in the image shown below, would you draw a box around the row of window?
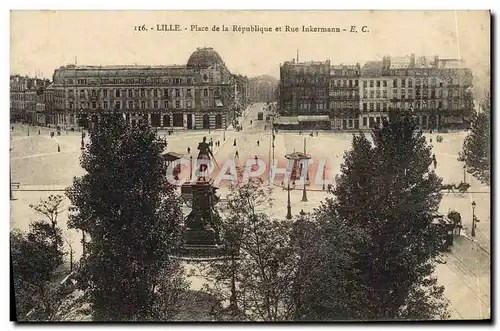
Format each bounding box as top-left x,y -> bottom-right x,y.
330,101 -> 359,109
68,99 -> 193,110
386,68 -> 472,77
292,77 -> 328,85
331,70 -> 360,77
361,100 -> 466,112
362,88 -> 463,99
330,90 -> 359,98
70,77 -> 193,85
362,77 -> 454,88
298,89 -> 328,97
66,87 -> 214,99
299,102 -> 327,110
292,65 -> 329,75
331,79 -> 359,88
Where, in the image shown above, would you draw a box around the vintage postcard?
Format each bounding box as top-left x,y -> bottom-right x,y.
9,10 -> 491,322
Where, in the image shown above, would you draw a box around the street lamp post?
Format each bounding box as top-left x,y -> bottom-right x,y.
301,137 -> 308,202
286,179 -> 292,219
463,165 -> 466,183
190,156 -> 193,181
322,164 -> 326,191
471,201 -> 476,237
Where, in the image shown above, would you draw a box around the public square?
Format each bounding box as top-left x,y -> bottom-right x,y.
10,103 -> 491,320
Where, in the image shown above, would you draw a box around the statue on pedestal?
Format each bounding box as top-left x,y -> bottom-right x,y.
182,137 -> 221,247
196,136 -> 215,182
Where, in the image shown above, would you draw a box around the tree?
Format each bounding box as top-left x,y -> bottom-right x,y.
332,112 -> 449,320
11,221 -> 65,320
292,203 -> 371,321
29,194 -> 66,257
66,112 -> 187,321
195,179 -> 302,321
459,93 -> 491,185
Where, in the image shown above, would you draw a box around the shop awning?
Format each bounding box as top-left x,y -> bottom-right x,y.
274,116 -> 299,125
297,115 -> 330,122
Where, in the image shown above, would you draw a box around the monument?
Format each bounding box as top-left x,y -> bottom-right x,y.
181,137 -> 222,251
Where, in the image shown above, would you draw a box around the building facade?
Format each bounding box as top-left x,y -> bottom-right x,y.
10,75 -> 50,124
329,64 -> 361,129
382,55 -> 474,129
278,59 -> 331,129
359,61 -> 391,129
231,74 -> 250,119
51,47 -> 236,130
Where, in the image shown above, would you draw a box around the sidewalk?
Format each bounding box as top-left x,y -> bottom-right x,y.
436,235 -> 491,319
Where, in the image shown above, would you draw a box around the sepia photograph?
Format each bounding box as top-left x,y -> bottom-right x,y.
9,10 -> 491,322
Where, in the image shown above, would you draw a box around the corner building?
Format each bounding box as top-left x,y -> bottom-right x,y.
52,48 -> 235,130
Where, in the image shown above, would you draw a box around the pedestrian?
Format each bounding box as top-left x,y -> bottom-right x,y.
235,150 -> 239,158
217,141 -> 220,147
433,154 -> 437,168
57,144 -> 61,152
430,138 -> 433,144
257,140 -> 260,146
233,139 -> 237,147
187,147 -> 191,154
38,129 -> 40,135
250,120 -> 253,125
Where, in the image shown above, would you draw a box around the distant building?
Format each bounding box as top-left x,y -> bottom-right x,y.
249,75 -> 278,103
231,74 -> 250,118
10,75 -> 51,124
51,47 -> 237,130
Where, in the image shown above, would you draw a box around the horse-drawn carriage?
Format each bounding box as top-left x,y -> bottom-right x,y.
441,182 -> 470,195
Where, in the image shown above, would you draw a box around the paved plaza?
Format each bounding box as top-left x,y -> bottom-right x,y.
10,103 -> 491,319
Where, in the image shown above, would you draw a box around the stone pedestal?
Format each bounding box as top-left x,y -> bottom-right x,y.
182,179 -> 220,246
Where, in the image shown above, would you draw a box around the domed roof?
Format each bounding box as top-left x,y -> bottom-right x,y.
186,47 -> 225,68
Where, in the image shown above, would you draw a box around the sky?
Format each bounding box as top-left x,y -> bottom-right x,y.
10,10 -> 490,90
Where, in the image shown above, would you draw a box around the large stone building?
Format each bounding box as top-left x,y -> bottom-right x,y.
50,47 -> 238,130
329,64 -> 361,129
277,59 -> 331,129
278,54 -> 474,130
